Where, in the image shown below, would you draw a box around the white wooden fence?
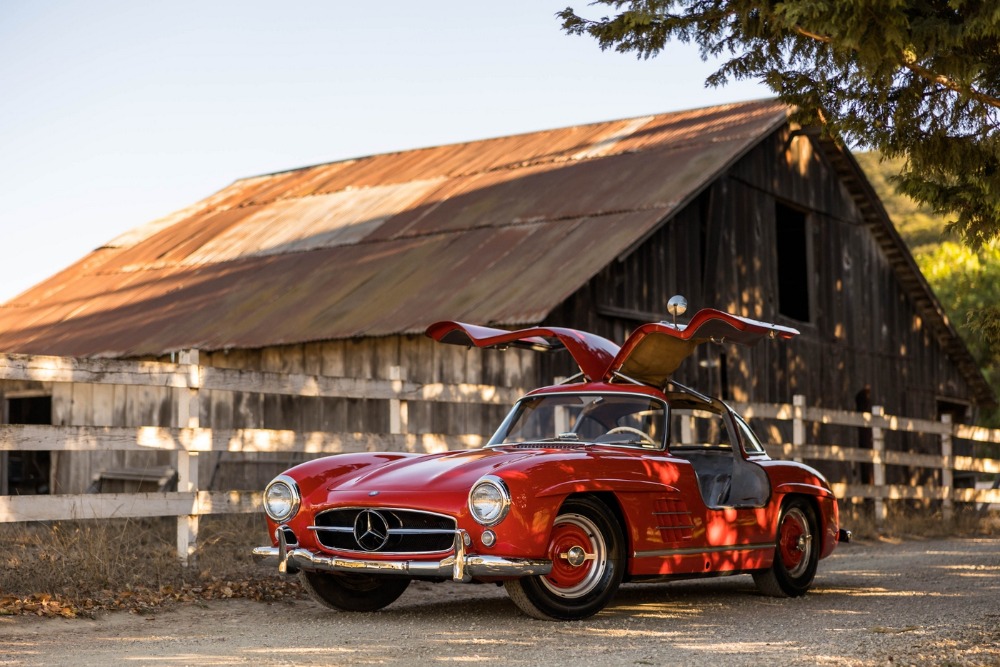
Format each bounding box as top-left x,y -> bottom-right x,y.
1,353 -> 998,561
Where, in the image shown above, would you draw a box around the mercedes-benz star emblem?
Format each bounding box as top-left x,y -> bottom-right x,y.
353,509 -> 390,551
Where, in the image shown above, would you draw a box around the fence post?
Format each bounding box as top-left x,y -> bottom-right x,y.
389,366 -> 408,446
940,413 -> 954,521
792,394 -> 806,463
871,405 -> 886,528
176,349 -> 201,565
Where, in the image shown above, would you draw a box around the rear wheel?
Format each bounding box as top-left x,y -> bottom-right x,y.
504,497 -> 625,621
753,497 -> 819,597
299,571 -> 410,612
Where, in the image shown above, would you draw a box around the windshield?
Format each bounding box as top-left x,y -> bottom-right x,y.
488,393 -> 666,449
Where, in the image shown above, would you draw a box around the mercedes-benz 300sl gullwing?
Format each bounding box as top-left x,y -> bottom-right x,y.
254,305 -> 848,620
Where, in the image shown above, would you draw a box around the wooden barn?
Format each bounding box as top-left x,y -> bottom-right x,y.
0,99 -> 992,494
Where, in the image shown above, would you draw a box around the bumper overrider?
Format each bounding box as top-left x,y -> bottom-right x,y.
253,527 -> 552,582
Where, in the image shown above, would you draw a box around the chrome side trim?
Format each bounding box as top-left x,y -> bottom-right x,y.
634,542 -> 774,558
253,530 -> 551,582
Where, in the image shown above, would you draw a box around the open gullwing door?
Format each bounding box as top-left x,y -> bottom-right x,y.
427,310 -> 797,388
425,321 -> 620,383
607,309 -> 799,387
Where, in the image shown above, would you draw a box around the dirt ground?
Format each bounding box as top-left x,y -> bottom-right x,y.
0,537 -> 998,667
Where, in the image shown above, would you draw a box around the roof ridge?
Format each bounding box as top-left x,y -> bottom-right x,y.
237,98 -> 786,182
196,124 -> 787,216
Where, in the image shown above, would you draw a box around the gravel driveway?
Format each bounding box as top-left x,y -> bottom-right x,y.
1,537 -> 998,666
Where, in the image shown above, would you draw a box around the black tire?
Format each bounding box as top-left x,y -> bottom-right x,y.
299,571 -> 411,612
753,497 -> 819,597
504,497 -> 625,621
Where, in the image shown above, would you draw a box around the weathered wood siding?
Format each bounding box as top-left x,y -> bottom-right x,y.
23,337 -> 535,492
195,337 -> 530,489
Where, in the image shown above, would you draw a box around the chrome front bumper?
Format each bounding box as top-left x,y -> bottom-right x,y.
252,528 -> 552,582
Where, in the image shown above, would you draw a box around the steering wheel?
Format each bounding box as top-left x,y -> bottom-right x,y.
605,426 -> 655,445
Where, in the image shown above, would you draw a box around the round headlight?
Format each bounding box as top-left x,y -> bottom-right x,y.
468,475 -> 511,526
263,475 -> 300,522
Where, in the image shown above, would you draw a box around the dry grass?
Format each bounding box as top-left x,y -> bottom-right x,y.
840,502 -> 1000,540
0,514 -> 302,616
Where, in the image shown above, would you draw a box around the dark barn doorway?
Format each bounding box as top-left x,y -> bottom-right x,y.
2,395 -> 53,495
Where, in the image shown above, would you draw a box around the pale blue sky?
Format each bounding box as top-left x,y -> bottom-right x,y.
0,1 -> 770,304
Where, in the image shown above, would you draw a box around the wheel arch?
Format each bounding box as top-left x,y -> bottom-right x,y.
775,490 -> 826,555
772,480 -> 839,559
503,491 -> 629,619
561,491 -> 631,561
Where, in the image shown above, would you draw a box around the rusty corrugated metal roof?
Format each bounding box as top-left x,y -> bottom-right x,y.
0,100 -> 791,357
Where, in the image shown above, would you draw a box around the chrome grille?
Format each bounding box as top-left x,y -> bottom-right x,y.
311,507 -> 456,554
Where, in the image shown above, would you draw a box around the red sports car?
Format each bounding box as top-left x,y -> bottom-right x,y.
254,306 -> 848,620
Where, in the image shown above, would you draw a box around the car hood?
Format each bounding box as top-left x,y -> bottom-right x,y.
324,447 -> 541,496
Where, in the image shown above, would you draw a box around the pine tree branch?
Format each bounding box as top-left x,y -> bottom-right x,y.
790,25 -> 1000,110
899,56 -> 1000,110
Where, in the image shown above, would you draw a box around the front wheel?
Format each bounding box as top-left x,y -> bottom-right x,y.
299,571 -> 410,612
753,497 -> 819,597
504,497 -> 625,621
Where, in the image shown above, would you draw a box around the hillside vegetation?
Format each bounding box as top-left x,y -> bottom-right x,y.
855,152 -> 1000,424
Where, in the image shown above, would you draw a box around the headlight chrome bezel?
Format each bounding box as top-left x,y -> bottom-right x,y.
263,474 -> 301,522
468,475 -> 511,526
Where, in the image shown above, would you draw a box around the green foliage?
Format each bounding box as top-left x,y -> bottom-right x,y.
559,1 -> 1000,247
918,240 -> 1000,422
917,241 -> 1000,362
854,151 -> 947,255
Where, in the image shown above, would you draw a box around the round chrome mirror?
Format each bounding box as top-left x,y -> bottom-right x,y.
667,295 -> 688,318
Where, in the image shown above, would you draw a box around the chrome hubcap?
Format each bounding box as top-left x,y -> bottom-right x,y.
562,545 -> 589,567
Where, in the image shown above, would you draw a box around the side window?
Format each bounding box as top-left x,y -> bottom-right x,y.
733,415 -> 766,455
669,407 -> 732,450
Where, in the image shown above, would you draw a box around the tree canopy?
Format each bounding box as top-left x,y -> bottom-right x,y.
560,0 -> 1000,349
559,1 -> 1000,246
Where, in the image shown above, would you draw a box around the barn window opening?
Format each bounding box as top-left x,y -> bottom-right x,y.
775,202 -> 811,322
2,395 -> 53,495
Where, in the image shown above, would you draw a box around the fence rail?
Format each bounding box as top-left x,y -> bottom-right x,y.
1,353 -> 998,561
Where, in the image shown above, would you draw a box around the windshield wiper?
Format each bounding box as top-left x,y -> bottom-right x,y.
535,433 -> 580,442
